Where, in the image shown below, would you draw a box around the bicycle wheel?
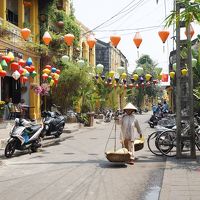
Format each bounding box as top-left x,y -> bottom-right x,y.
195,133 -> 200,151
157,130 -> 176,157
147,131 -> 163,156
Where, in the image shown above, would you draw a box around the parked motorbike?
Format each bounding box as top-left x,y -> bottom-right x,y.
104,110 -> 113,123
148,114 -> 159,128
5,118 -> 43,158
42,111 -> 65,138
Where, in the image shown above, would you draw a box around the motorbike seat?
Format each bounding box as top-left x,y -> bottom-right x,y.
27,125 -> 41,133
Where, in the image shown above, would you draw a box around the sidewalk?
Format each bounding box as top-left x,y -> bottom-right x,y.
159,154 -> 200,200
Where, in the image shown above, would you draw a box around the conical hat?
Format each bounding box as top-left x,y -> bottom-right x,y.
123,103 -> 138,111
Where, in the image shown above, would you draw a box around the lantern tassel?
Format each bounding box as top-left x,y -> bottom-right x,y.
163,44 -> 165,53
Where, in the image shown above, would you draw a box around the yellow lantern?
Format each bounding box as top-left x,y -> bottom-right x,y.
121,72 -> 127,79
133,73 -> 139,81
7,52 -> 14,61
43,68 -> 51,74
109,71 -> 115,78
0,65 -> 2,71
158,73 -> 162,80
169,71 -> 175,79
50,79 -> 54,86
145,74 -> 152,81
22,69 -> 28,76
181,68 -> 188,76
54,73 -> 60,80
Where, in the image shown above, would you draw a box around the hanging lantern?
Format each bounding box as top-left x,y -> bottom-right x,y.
128,83 -> 134,89
26,57 -> 33,66
86,35 -> 96,49
101,75 -> 105,80
42,73 -> 48,80
2,56 -> 11,63
25,65 -> 31,72
145,74 -> 152,81
109,71 -> 115,78
77,59 -> 85,68
24,71 -> 30,77
64,34 -> 75,46
54,79 -> 59,85
169,71 -> 175,79
117,66 -> 125,75
21,28 -> 31,40
96,64 -> 104,74
20,76 -> 28,84
141,82 -> 145,88
192,58 -> 197,67
12,70 -> 21,80
184,24 -> 194,39
54,73 -> 60,80
139,76 -> 144,82
22,69 -> 28,76
153,79 -> 158,85
162,74 -> 168,82
181,68 -> 188,76
50,79 -> 54,86
24,1 -> 32,7
135,67 -> 143,76
56,69 -> 61,74
107,77 -> 112,83
95,74 -> 99,80
135,84 -> 139,89
123,79 -> 127,84
11,62 -> 19,71
61,55 -> 69,64
1,59 -> 8,68
43,68 -> 51,74
146,82 -> 151,87
45,65 -> 52,70
133,73 -> 139,81
0,65 -> 2,71
121,72 -> 127,79
158,73 -> 162,80
0,70 -> 7,77
51,67 -> 57,73
110,35 -> 121,47
115,77 -> 119,83
133,32 -> 142,57
29,65 -> 35,72
172,63 -> 176,71
43,31 -> 52,45
18,59 -> 26,67
47,76 -> 52,83
30,71 -> 37,78
158,29 -> 169,52
18,66 -> 25,75
7,52 -> 14,61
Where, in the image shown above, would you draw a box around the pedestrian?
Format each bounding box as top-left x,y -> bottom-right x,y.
120,103 -> 143,165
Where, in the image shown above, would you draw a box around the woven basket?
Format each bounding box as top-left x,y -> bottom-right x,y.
105,152 -> 131,162
134,142 -> 144,151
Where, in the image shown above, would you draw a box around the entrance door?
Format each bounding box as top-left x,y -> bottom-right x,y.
1,76 -> 21,103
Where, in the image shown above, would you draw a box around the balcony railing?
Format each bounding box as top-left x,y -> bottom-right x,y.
0,17 -> 38,54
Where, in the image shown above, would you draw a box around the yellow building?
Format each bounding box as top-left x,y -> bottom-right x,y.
0,0 -> 40,119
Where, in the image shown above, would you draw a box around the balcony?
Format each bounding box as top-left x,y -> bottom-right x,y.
0,17 -> 38,54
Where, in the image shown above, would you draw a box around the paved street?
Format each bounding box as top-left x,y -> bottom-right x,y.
0,112 -> 166,200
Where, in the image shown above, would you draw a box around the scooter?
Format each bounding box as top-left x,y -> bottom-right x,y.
42,111 -> 65,138
104,110 -> 113,123
148,114 -> 159,128
5,118 -> 44,158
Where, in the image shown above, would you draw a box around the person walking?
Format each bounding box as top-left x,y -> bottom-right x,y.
120,103 -> 143,165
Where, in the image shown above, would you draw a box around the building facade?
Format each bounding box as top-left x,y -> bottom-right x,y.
0,0 -> 41,119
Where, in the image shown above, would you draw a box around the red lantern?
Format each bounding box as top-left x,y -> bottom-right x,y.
135,84 -> 139,89
146,82 -> 151,87
25,65 -> 31,72
23,1 -> 32,7
42,73 -> 48,81
128,84 -> 134,89
18,59 -> 26,67
64,34 -> 75,46
54,79 -> 59,85
11,62 -> 19,71
158,30 -> 170,44
20,76 -> 28,84
133,32 -> 142,49
0,70 -> 7,77
45,65 -> 52,70
18,67 -> 24,75
110,35 -> 121,48
184,24 -> 194,39
2,56 -> 11,63
21,28 -> 31,40
42,31 -> 52,45
141,82 -> 145,88
153,79 -> 158,85
162,74 -> 168,82
29,65 -> 35,72
56,69 -> 61,74
87,36 -> 96,49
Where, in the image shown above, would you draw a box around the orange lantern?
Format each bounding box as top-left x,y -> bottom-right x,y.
162,74 -> 168,82
20,76 -> 28,84
110,35 -> 121,48
21,28 -> 31,40
86,36 -> 96,49
64,34 -> 75,46
43,31 -> 52,45
128,84 -> 134,89
18,59 -> 26,67
0,70 -> 7,77
184,24 -> 194,39
158,30 -> 170,44
23,1 -> 32,7
158,30 -> 170,52
133,32 -> 142,57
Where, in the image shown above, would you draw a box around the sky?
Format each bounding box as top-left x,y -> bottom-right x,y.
72,0 -> 200,74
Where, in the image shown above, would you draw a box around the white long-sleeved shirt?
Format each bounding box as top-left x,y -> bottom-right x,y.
121,114 -> 142,141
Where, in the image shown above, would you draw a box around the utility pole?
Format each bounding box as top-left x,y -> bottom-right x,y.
175,1 -> 196,158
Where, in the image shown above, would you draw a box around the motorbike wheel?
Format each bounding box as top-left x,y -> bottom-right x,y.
5,139 -> 16,158
150,124 -> 154,128
31,140 -> 40,153
55,125 -> 64,138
